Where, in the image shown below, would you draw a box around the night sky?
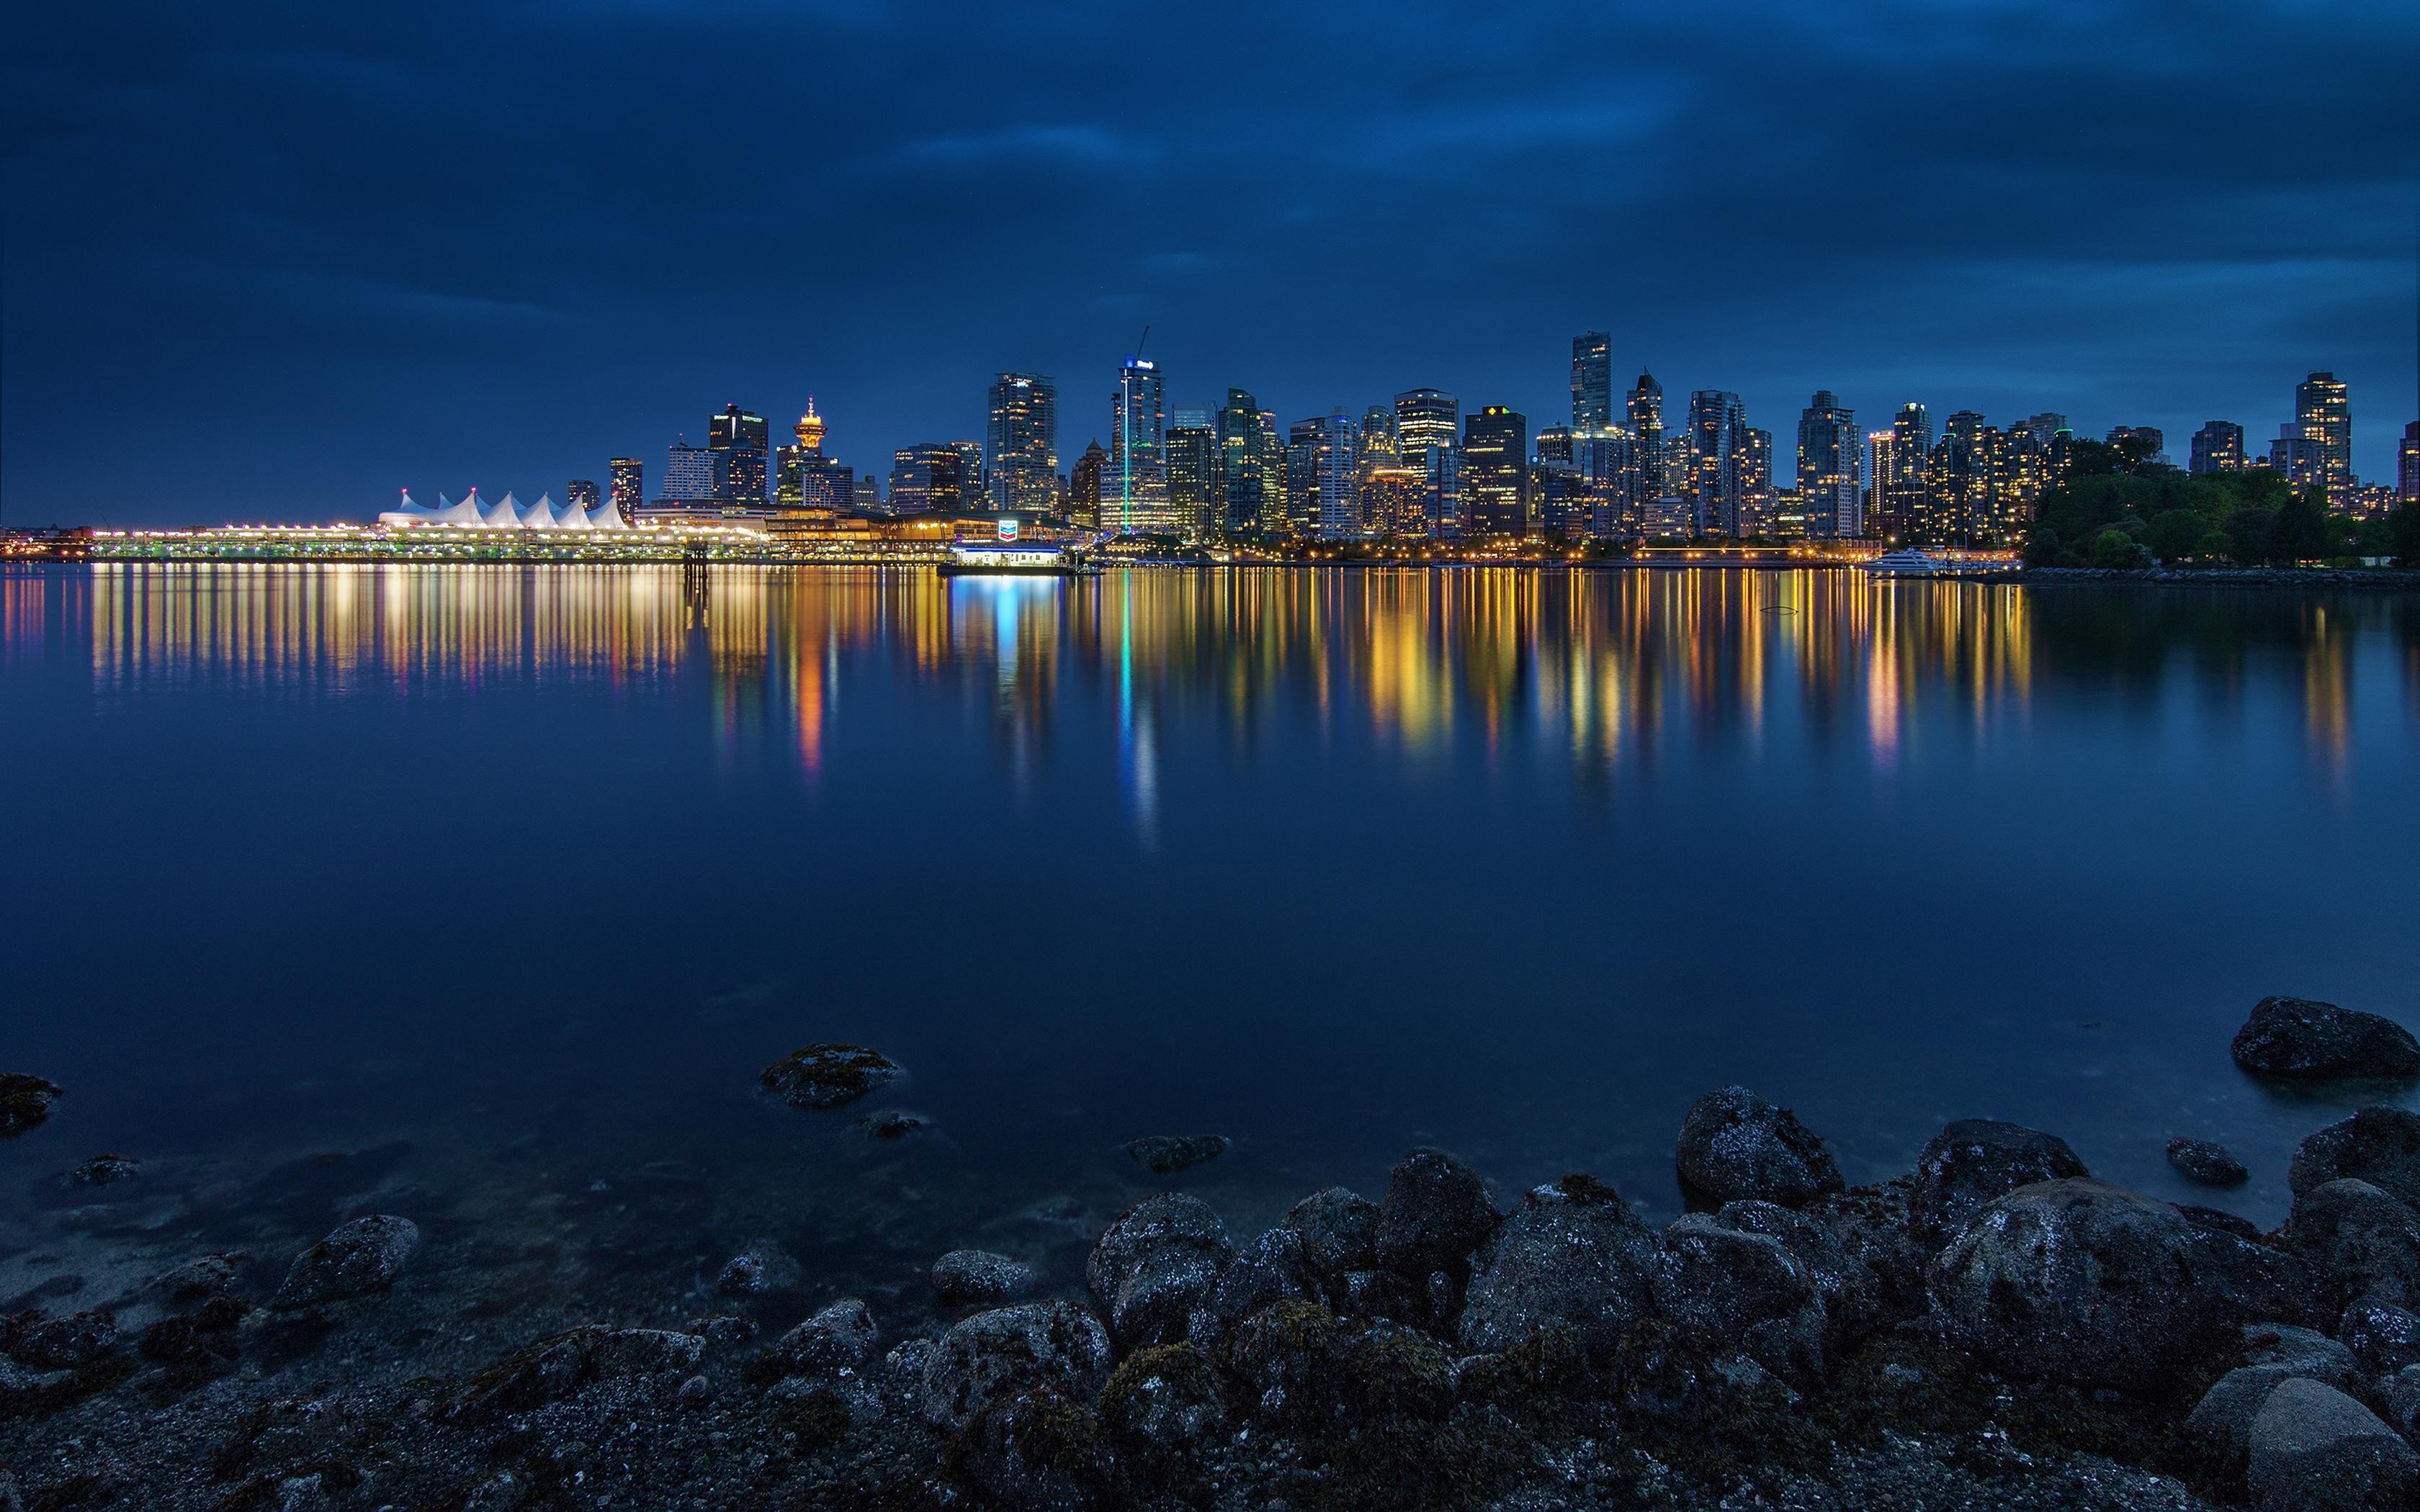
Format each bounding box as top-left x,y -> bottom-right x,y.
4,1 -> 2414,527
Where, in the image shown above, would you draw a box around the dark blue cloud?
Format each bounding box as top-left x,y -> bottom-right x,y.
4,0 -> 2414,523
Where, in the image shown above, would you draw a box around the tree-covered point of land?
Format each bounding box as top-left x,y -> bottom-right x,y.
2023,439 -> 2416,568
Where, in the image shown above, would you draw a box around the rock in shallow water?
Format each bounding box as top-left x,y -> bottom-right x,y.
1457,1176 -> 1658,1362
442,1326 -> 707,1423
1675,1085 -> 1844,1210
2232,996 -> 2420,1081
1277,1186 -> 1379,1299
920,1301 -> 1113,1429
1927,1178 -> 2316,1392
2168,1136 -> 2249,1187
1085,1194 -> 1233,1351
2287,1178 -> 2420,1310
715,1243 -> 800,1297
856,1108 -> 926,1140
63,1153 -> 140,1188
0,1074 -> 62,1139
1123,1134 -> 1229,1174
2290,1107 -> 2420,1210
1372,1148 -> 1500,1284
1909,1118 -> 2089,1242
932,1249 -> 1037,1306
758,1043 -> 902,1110
2246,1377 -> 2420,1511
269,1215 -> 420,1311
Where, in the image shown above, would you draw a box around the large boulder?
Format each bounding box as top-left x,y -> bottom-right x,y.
2290,1108 -> 2420,1210
748,1299 -> 878,1384
1927,1179 -> 2316,1392
933,1250 -> 1038,1308
1187,1228 -> 1318,1351
1673,1086 -> 1843,1210
0,1074 -> 62,1138
1278,1187 -> 1379,1297
1909,1119 -> 2089,1243
949,1388 -> 1108,1512
1371,1148 -> 1500,1284
1098,1341 -> 1227,1469
2246,1377 -> 2420,1511
2287,1179 -> 2420,1310
1803,1179 -> 1931,1338
758,1043 -> 902,1110
2186,1323 -> 2362,1461
1713,1200 -> 1862,1332
920,1302 -> 1114,1430
2339,1296 -> 2420,1376
2232,996 -> 2420,1082
269,1215 -> 421,1310
1458,1177 -> 1660,1362
1085,1194 -> 1234,1351
1124,1135 -> 1229,1174
2168,1137 -> 2250,1188
1653,1212 -> 1827,1382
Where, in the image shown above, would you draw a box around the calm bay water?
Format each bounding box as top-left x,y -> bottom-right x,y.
4,563 -> 2417,1300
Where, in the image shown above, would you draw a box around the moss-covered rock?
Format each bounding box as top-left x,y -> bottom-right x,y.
759,1043 -> 904,1111
0,1074 -> 62,1139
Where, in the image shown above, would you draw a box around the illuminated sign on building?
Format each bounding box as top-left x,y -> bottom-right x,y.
998,517 -> 1020,541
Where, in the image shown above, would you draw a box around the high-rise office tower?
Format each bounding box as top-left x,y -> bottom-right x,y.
1797,390 -> 1860,539
1216,389 -> 1269,534
853,474 -> 881,513
708,403 -> 768,505
1312,409 -> 1360,541
1463,406 -> 1529,536
1067,440 -> 1108,528
1394,389 -> 1458,459
1866,433 -> 1896,539
1563,426 -> 1634,539
566,478 -> 599,512
1110,356 -> 1169,534
658,439 -> 722,503
949,441 -> 985,507
1166,413 -> 1219,541
2401,420 -> 2420,502
1685,390 -> 1747,536
1531,459 -> 1586,538
1358,405 -> 1400,474
1571,331 -> 1613,428
1255,410 -> 1289,533
1741,427 -> 1774,536
2294,372 -> 2351,505
888,444 -> 964,514
1362,466 -> 1428,538
985,373 -> 1059,513
1627,372 -> 1665,498
775,400 -> 826,508
607,459 -> 644,523
1886,402 -> 1933,539
1285,421 -> 1319,534
2190,421 -> 2246,477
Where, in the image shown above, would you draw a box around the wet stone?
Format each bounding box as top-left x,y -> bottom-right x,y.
1909,1118 -> 2090,1243
2337,1295 -> 2420,1375
1675,1086 -> 1844,1211
268,1215 -> 421,1311
1372,1148 -> 1500,1285
143,1251 -> 251,1305
932,1249 -> 1038,1307
1459,1176 -> 1659,1362
2290,1107 -> 2420,1211
2168,1136 -> 2250,1187
920,1301 -> 1113,1430
2246,1376 -> 2420,1511
758,1043 -> 903,1111
4,1309 -> 119,1370
2233,995 -> 2420,1082
2286,1178 -> 2420,1310
0,1074 -> 63,1139
715,1243 -> 800,1297
857,1108 -> 926,1139
1124,1133 -> 1230,1174
1086,1193 -> 1234,1351
62,1154 -> 140,1188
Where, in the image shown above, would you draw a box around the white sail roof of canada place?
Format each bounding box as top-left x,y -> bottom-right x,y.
378,485 -> 640,531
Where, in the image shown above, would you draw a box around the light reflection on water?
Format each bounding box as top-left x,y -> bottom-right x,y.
2,562 -> 2416,1243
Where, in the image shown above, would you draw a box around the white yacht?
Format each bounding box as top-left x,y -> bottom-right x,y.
1860,549 -> 1945,577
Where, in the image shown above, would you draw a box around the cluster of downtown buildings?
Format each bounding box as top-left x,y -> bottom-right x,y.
586,342 -> 2417,549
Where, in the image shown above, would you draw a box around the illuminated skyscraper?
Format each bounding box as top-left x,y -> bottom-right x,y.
853,474 -> 881,513
709,404 -> 768,505
1884,403 -> 1933,539
1110,356 -> 1169,534
1463,405 -> 1528,536
2294,372 -> 2351,505
1394,388 -> 1458,459
566,478 -> 599,512
658,440 -> 722,503
2401,420 -> 2420,502
985,373 -> 1059,513
1216,389 -> 1270,534
1796,390 -> 1860,538
1571,331 -> 1613,428
2190,421 -> 2245,477
607,458 -> 644,523
1685,390 -> 1747,535
1866,433 -> 1896,539
1741,426 -> 1773,536
888,444 -> 964,514
1627,372 -> 1665,499
1255,409 -> 1289,533
1166,410 -> 1219,540
1067,440 -> 1108,528
2269,424 -> 2329,496
1310,409 -> 1359,540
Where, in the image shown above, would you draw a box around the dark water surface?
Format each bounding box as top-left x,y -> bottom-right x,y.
4,563 -> 2416,1310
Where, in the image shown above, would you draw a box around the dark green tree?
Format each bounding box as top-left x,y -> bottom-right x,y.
2269,491 -> 2330,564
2091,528 -> 2152,569
2223,506 -> 2276,566
2142,509 -> 2207,564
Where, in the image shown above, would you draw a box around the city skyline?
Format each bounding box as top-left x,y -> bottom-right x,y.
4,2 -> 2413,526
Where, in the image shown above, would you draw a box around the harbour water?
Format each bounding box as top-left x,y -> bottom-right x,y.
2,563 -> 2416,1321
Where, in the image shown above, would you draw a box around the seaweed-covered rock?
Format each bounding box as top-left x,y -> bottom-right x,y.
1458,1177 -> 1659,1362
1122,1135 -> 1229,1174
933,1249 -> 1037,1307
1098,1342 -> 1227,1470
758,1043 -> 903,1110
442,1326 -> 707,1423
268,1215 -> 420,1311
1085,1194 -> 1233,1351
949,1387 -> 1107,1512
2232,996 -> 2420,1082
1713,1199 -> 1861,1330
1187,1227 -> 1317,1351
0,1075 -> 62,1139
1803,1179 -> 1930,1338
1654,1212 -> 1827,1382
2291,1107 -> 2420,1210
748,1298 -> 879,1385
2168,1137 -> 2250,1188
1225,1299 -> 1347,1423
1277,1186 -> 1379,1297
2246,1377 -> 2420,1511
1927,1178 -> 2316,1392
2185,1323 -> 2361,1461
920,1302 -> 1113,1430
1674,1086 -> 1843,1210
1372,1148 -> 1500,1284
63,1154 -> 140,1188
4,1310 -> 118,1370
2338,1295 -> 2420,1375
1909,1119 -> 2089,1243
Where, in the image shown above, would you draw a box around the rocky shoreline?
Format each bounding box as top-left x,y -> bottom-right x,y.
6,998 -> 2419,1511
2011,567 -> 2416,590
